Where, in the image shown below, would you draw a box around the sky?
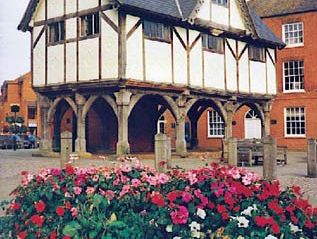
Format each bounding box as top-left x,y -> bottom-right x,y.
0,0 -> 30,86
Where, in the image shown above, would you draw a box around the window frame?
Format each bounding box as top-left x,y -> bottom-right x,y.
248,45 -> 266,62
283,60 -> 305,93
282,22 -> 304,48
80,13 -> 100,38
284,107 -> 306,138
211,0 -> 228,7
202,34 -> 224,54
48,21 -> 65,44
143,20 -> 171,43
207,110 -> 225,138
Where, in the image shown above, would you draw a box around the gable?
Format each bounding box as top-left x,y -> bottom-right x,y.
195,0 -> 248,31
32,0 -> 45,22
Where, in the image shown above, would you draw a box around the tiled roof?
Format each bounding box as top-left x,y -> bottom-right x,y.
248,0 -> 317,18
18,0 -> 284,47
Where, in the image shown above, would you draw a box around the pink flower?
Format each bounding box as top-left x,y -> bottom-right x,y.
105,190 -> 115,200
228,168 -> 241,179
147,176 -> 159,186
119,185 -> 130,198
71,207 -> 78,217
158,173 -> 169,184
92,175 -> 99,182
182,192 -> 193,203
120,164 -> 132,173
170,206 -> 189,225
73,187 -> 82,195
187,172 -> 198,185
132,179 -> 141,187
86,187 -> 95,195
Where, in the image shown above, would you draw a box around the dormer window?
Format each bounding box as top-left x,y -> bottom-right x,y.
80,13 -> 100,37
212,0 -> 228,7
48,21 -> 65,43
202,34 -> 224,54
248,45 -> 265,62
143,21 -> 171,42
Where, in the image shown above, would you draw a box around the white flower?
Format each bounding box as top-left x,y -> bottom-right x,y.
189,221 -> 201,232
231,216 -> 249,228
265,235 -> 278,239
197,208 -> 206,219
173,237 -> 182,239
191,230 -> 201,238
289,223 -> 302,233
241,204 -> 257,216
237,236 -> 245,239
166,224 -> 173,233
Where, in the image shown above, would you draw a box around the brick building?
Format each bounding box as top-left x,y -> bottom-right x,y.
0,72 -> 41,136
246,0 -> 317,151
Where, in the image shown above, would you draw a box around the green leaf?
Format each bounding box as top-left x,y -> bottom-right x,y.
62,221 -> 82,237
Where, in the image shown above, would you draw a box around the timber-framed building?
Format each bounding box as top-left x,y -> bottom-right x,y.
18,0 -> 284,155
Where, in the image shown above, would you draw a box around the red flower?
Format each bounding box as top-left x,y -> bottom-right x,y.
50,231 -> 57,239
292,186 -> 301,195
291,216 -> 298,224
170,206 -> 189,225
17,231 -> 27,239
11,203 -> 21,211
63,236 -> 71,239
268,200 -> 284,215
65,164 -> 75,175
56,206 -> 65,216
31,214 -> 45,227
217,204 -> 227,214
35,201 -> 46,213
166,191 -> 181,203
65,201 -> 71,209
305,219 -> 315,229
151,192 -> 165,207
271,222 -> 280,234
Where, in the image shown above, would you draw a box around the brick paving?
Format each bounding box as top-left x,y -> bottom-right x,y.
0,149 -> 316,210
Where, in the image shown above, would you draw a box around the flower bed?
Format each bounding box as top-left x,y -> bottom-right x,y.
0,158 -> 316,239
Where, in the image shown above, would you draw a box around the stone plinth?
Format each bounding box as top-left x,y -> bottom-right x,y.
60,131 -> 72,168
307,139 -> 317,178
263,135 -> 277,180
155,133 -> 171,172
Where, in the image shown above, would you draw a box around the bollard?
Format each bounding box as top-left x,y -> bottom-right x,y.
60,131 -> 72,168
307,139 -> 317,178
227,138 -> 238,166
262,135 -> 277,180
155,133 -> 171,172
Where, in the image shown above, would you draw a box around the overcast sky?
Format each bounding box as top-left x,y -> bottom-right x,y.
0,0 -> 30,86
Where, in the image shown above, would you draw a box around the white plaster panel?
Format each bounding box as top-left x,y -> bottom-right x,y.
79,0 -> 98,11
211,4 -> 229,26
189,42 -> 203,87
238,41 -> 247,56
268,49 -> 276,64
230,0 -> 246,30
79,38 -> 99,81
173,36 -> 187,85
225,44 -> 237,91
267,52 -> 277,94
33,0 -> 45,22
66,43 -> 77,82
189,30 -> 200,46
104,10 -> 118,26
197,1 -> 210,20
33,33 -> 46,86
47,0 -> 64,19
47,45 -> 64,84
250,61 -> 266,94
126,15 -> 140,33
145,40 -> 172,83
102,18 -> 118,79
204,52 -> 225,90
238,52 -> 249,93
66,18 -> 77,40
33,26 -> 44,44
174,27 -> 187,46
66,0 -> 77,14
127,27 -> 143,80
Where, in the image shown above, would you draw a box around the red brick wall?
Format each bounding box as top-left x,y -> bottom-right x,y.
262,11 -> 317,150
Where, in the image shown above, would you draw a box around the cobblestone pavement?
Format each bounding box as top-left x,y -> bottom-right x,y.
0,149 -> 316,209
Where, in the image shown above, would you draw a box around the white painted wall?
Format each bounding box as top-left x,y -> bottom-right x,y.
66,0 -> 77,14
197,1 -> 210,20
48,45 -> 64,84
211,4 -> 229,26
204,52 -> 225,90
173,28 -> 187,85
267,49 -> 277,94
33,0 -> 45,22
66,18 -> 77,40
238,50 -> 249,93
33,27 -> 45,86
225,40 -> 237,91
78,0 -> 99,11
47,0 -> 64,19
230,0 -> 246,30
101,11 -> 118,79
145,40 -> 172,83
66,43 -> 77,83
189,36 -> 203,87
79,38 -> 99,81
250,61 -> 266,94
